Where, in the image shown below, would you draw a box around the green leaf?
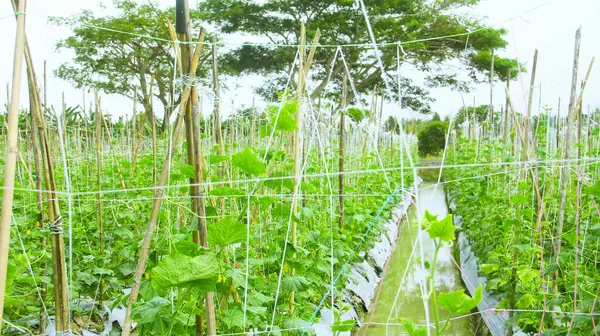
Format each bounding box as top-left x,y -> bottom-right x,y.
77,272 -> 97,286
480,263 -> 500,274
282,275 -> 309,292
246,306 -> 267,317
272,202 -> 292,218
269,101 -> 298,132
221,307 -> 245,330
150,253 -> 218,290
232,147 -> 266,176
393,318 -> 427,336
264,171 -> 294,191
93,267 -> 114,276
426,212 -> 456,242
181,164 -> 196,178
585,181 -> 600,197
438,285 -> 483,315
207,155 -> 229,165
512,194 -> 528,205
208,216 -> 246,247
346,107 -> 367,123
132,297 -> 169,324
517,267 -> 539,284
331,319 -> 355,332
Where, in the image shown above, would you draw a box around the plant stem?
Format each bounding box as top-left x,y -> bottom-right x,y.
430,241 -> 441,335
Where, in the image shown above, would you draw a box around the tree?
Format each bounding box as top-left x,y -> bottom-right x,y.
199,0 -> 521,114
418,121 -> 448,157
384,115 -> 399,134
453,104 -> 490,128
431,112 -> 441,122
52,0 -> 207,131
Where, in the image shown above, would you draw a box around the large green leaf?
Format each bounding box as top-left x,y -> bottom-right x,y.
180,164 -> 196,179
438,284 -> 483,315
208,216 -> 247,247
584,181 -> 600,197
269,101 -> 298,132
282,275 -> 309,292
232,147 -> 266,176
207,154 -> 229,165
150,253 -> 218,290
425,211 -> 456,242
221,307 -> 245,330
132,297 -> 170,324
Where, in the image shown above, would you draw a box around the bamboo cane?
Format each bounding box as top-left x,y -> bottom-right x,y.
554,28 -> 582,293
0,0 -> 27,327
289,22 -> 306,315
339,72 -> 347,230
96,93 -> 104,303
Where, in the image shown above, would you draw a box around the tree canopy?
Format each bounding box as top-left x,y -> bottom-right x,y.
52,0 -> 208,130
199,0 -> 522,114
418,121 -> 448,156
453,104 -> 490,128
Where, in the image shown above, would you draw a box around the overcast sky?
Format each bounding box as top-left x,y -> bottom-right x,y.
0,0 -> 599,121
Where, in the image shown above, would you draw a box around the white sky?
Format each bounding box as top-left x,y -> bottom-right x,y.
0,0 -> 599,120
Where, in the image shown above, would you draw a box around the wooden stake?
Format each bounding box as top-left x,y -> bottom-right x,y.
554,27 -> 581,293
339,72 -> 347,230
96,93 -> 104,303
488,49 -> 495,137
289,22 -> 306,315
0,0 -> 27,327
523,49 -> 538,163
29,71 -> 47,333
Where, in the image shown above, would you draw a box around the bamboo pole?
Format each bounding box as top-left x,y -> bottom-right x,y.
131,90 -> 137,161
149,74 -> 157,186
29,75 -> 47,333
212,35 -> 226,216
554,28 -> 581,292
100,107 -> 127,190
488,49 -> 495,138
338,72 -> 347,230
0,0 -> 27,326
556,98 -> 561,153
289,22 -> 306,315
522,50 -> 538,163
96,93 -> 104,303
35,73 -> 70,334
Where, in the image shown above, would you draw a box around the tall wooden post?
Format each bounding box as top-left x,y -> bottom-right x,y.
554,27 -> 581,293
339,72 -> 347,230
0,0 -> 27,326
289,22 -> 306,315
96,93 -> 104,302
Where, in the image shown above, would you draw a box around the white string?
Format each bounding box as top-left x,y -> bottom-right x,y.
4,157 -> 598,196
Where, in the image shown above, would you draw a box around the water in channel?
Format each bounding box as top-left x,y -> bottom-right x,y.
361,182 -> 473,336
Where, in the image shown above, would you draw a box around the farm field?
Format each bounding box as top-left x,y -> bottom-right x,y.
0,0 -> 599,335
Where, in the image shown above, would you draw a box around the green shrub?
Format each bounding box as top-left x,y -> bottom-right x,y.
418,121 -> 448,157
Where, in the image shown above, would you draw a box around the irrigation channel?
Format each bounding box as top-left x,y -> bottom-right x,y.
360,181 -> 475,336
